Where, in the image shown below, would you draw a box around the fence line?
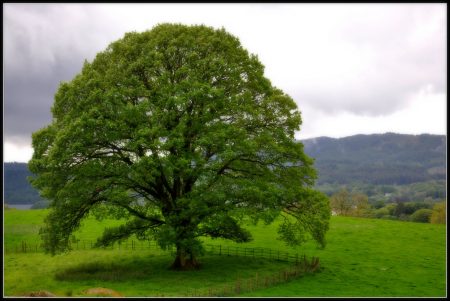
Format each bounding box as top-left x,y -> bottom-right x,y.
4,240 -> 307,263
4,239 -> 168,255
183,255 -> 320,297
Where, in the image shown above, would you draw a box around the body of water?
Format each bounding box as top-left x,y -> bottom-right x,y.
5,204 -> 33,210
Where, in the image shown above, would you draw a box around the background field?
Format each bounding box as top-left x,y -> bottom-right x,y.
3,209 -> 447,297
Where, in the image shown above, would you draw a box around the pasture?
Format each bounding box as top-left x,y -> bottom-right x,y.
3,209 -> 446,297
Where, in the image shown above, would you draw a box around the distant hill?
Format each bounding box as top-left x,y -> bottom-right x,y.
4,133 -> 447,205
301,133 -> 446,185
4,162 -> 44,204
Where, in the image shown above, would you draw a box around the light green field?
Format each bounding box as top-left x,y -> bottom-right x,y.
3,209 -> 447,297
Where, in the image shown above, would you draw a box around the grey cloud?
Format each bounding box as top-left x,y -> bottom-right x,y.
298,4 -> 446,116
4,4 -> 119,146
258,4 -> 446,118
3,3 -> 446,150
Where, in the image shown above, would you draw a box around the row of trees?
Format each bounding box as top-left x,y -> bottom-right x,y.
317,180 -> 446,204
330,189 -> 446,224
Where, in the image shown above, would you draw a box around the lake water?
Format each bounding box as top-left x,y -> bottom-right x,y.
5,204 -> 33,210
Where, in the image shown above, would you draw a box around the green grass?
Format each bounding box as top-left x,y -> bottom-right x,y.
4,250 -> 291,297
3,209 -> 447,297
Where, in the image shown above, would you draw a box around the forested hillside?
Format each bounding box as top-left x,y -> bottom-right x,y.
4,162 -> 44,204
4,133 -> 446,206
301,133 -> 446,185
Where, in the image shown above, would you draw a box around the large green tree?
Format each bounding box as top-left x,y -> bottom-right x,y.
29,24 -> 330,270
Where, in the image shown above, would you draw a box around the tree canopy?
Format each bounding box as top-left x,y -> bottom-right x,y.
29,23 -> 330,270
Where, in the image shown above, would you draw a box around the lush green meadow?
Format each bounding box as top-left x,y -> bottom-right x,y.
3,209 -> 447,297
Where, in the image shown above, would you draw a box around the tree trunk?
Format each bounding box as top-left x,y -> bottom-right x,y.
171,247 -> 201,270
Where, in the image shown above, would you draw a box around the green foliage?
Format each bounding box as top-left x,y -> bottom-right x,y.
369,201 -> 435,222
430,202 -> 446,224
372,200 -> 385,209
410,209 -> 433,223
279,190 -> 330,248
330,189 -> 370,217
29,23 -> 329,265
394,202 -> 432,217
351,193 -> 370,217
373,207 -> 390,218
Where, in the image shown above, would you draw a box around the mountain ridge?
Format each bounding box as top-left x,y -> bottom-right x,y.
4,132 -> 447,204
300,132 -> 446,185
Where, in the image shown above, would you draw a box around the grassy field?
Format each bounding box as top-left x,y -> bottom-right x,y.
3,208 -> 447,297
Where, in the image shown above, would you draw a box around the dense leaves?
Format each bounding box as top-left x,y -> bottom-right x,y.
29,24 -> 329,268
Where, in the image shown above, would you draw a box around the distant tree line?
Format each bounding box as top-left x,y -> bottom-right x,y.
316,180 -> 446,204
329,189 -> 446,224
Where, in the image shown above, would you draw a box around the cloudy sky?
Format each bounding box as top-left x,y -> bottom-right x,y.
3,3 -> 447,162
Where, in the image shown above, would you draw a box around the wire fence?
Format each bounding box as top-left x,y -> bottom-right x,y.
5,240 -> 309,264
4,239 -> 165,255
207,244 -> 310,264
166,256 -> 320,297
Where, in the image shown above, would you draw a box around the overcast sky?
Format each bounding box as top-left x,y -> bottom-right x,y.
3,3 -> 447,162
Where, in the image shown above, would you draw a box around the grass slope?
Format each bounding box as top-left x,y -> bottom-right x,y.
3,209 -> 446,297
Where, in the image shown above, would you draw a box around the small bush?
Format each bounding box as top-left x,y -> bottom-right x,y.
430,202 -> 446,224
374,207 -> 390,218
380,215 -> 397,220
384,203 -> 397,216
410,209 -> 433,223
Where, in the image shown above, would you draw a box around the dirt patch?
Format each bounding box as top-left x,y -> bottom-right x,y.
83,287 -> 123,297
23,290 -> 56,297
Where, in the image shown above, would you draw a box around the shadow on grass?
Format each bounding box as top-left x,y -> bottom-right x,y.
54,254 -> 289,283
55,261 -> 149,281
